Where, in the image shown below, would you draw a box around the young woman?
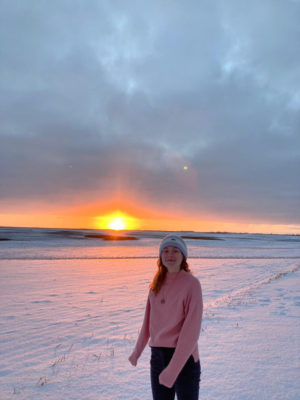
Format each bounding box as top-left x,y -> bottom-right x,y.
129,234 -> 203,400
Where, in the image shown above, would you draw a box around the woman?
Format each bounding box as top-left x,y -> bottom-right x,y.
129,234 -> 203,400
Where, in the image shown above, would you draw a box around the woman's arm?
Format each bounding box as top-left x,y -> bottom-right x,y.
128,294 -> 151,366
159,279 -> 203,387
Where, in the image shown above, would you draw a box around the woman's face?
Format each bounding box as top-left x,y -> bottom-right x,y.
161,245 -> 183,273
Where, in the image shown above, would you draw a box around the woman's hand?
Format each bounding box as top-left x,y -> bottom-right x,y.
128,354 -> 137,366
159,368 -> 174,388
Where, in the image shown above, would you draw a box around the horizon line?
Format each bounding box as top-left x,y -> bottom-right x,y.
0,225 -> 299,236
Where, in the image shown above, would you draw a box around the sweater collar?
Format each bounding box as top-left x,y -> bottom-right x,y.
165,269 -> 183,283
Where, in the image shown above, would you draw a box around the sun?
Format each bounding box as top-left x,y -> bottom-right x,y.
95,211 -> 139,231
109,216 -> 126,231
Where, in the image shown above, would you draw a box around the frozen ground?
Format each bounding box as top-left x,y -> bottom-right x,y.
0,255 -> 299,400
0,229 -> 299,399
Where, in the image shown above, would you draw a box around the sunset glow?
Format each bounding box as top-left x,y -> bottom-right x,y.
1,209 -> 299,235
95,211 -> 139,231
109,217 -> 126,231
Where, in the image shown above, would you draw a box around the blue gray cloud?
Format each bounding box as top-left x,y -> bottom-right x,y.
0,0 -> 299,225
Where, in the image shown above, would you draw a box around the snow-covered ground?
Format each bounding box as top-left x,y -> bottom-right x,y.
0,229 -> 299,399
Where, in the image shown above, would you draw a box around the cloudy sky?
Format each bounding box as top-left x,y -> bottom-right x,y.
0,0 -> 299,233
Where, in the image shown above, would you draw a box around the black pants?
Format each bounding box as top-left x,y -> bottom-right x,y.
150,347 -> 201,400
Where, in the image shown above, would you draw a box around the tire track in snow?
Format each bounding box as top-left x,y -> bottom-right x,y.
204,263 -> 300,314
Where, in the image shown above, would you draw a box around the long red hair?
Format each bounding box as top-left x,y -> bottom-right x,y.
149,257 -> 191,295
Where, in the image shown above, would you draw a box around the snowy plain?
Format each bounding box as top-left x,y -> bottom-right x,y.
0,228 -> 299,400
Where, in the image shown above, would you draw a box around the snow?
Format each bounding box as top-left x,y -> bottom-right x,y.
0,229 -> 299,399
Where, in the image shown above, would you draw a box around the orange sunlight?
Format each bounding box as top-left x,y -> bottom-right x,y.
1,196 -> 300,234
94,211 -> 140,231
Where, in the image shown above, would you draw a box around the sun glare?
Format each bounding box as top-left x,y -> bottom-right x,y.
95,211 -> 139,231
109,217 -> 126,231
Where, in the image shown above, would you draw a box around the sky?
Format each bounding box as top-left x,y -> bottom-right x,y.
0,0 -> 300,233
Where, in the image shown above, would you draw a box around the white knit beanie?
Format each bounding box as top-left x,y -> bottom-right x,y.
159,234 -> 188,259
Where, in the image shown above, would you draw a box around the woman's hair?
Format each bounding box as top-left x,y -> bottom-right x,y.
149,257 -> 191,295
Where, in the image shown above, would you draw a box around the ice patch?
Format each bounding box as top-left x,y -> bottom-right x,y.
0,369 -> 12,376
31,300 -> 52,304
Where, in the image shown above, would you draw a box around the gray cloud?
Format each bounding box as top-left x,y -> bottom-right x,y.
0,0 -> 299,226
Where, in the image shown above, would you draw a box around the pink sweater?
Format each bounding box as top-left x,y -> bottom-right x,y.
129,270 -> 203,388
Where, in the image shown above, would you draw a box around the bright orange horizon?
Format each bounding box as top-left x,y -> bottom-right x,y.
0,206 -> 299,235
1,192 -> 299,235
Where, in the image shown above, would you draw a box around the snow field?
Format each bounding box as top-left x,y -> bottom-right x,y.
0,257 -> 299,399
